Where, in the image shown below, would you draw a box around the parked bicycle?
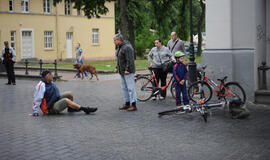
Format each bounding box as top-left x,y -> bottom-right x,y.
135,66 -> 176,101
158,97 -> 243,122
188,65 -> 246,103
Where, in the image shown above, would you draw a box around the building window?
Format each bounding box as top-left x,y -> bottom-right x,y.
10,31 -> 16,50
43,0 -> 50,13
92,29 -> 99,44
77,9 -> 81,16
9,0 -> 14,12
65,0 -> 71,15
21,0 -> 29,13
44,31 -> 53,49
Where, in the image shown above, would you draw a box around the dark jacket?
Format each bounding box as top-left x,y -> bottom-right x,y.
173,62 -> 188,84
115,40 -> 135,75
42,80 -> 60,109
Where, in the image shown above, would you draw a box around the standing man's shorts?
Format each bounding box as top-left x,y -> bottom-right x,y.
52,91 -> 72,113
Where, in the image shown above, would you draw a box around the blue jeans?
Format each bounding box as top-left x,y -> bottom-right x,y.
120,73 -> 137,103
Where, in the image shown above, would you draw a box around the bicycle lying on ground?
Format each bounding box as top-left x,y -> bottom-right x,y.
188,65 -> 246,104
158,97 -> 244,122
135,66 -> 175,101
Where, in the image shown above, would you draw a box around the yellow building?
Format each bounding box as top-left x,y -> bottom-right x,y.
0,0 -> 115,61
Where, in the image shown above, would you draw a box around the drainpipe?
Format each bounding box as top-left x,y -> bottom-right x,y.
55,3 -> 59,61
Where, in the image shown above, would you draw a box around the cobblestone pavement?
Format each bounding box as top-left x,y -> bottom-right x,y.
0,74 -> 270,160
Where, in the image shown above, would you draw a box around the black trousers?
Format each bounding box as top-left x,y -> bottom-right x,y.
5,61 -> 15,84
153,68 -> 167,98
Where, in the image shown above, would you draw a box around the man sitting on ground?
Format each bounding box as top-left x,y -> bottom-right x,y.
30,70 -> 97,116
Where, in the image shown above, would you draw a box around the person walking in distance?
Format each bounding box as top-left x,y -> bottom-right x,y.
114,34 -> 137,111
75,43 -> 88,78
1,41 -> 16,85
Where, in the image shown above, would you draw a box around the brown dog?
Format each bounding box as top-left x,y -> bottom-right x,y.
73,64 -> 99,80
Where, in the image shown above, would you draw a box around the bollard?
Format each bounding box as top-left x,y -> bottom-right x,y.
54,59 -> 58,77
258,61 -> 270,89
25,59 -> 29,75
39,59 -> 43,75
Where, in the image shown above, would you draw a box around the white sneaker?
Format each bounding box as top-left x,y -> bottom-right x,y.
159,97 -> 165,100
151,97 -> 157,101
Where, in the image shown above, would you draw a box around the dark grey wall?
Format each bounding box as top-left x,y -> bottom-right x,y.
202,49 -> 255,101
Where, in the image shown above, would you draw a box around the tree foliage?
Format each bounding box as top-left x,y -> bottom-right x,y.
53,0 -> 114,18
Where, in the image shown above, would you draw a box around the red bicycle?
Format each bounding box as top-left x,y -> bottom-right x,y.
135,66 -> 175,101
188,65 -> 246,103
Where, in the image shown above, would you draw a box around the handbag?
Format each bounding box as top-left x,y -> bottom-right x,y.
157,52 -> 175,73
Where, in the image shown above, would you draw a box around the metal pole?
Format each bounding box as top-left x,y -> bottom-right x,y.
39,59 -> 42,75
25,59 -> 29,75
188,0 -> 197,85
54,59 -> 58,77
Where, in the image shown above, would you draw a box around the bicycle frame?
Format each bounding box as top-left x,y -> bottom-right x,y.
136,69 -> 173,92
201,73 -> 235,98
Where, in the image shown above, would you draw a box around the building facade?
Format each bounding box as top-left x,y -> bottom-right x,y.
204,0 -> 270,102
0,0 -> 115,61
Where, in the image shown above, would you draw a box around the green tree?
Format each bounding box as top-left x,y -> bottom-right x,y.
53,0 -> 114,18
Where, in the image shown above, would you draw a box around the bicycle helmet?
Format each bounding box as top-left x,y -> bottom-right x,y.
174,51 -> 185,58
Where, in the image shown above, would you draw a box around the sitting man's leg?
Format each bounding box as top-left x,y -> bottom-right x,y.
53,98 -> 97,114
59,91 -> 79,112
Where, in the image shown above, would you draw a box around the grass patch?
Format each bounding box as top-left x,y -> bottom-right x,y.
19,55 -> 202,71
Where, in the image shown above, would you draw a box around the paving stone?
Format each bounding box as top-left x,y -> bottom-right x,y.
0,77 -> 270,160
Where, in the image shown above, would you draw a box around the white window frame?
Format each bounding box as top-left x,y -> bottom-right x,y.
10,31 -> 16,50
65,0 -> 71,15
21,0 -> 29,13
44,31 -> 53,49
43,0 -> 50,14
9,0 -> 14,12
92,29 -> 99,45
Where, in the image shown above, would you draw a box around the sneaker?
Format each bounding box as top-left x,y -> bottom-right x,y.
159,96 -> 165,100
84,107 -> 98,114
151,97 -> 157,101
127,106 -> 137,111
119,104 -> 130,110
67,107 -> 80,112
12,83 -> 16,85
5,83 -> 11,85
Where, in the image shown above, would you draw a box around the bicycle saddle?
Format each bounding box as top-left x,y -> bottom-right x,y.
217,76 -> 227,82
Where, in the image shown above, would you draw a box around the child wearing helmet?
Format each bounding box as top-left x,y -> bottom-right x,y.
173,51 -> 189,105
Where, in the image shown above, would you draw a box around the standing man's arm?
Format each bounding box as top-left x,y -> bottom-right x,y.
124,46 -> 134,74
167,40 -> 171,51
11,47 -> 16,62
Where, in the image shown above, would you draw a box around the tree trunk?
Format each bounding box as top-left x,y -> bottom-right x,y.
128,17 -> 136,59
120,0 -> 128,39
197,0 -> 205,57
179,0 -> 188,41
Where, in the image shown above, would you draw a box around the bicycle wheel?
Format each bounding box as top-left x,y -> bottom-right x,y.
224,82 -> 246,103
135,77 -> 154,101
170,81 -> 176,99
188,81 -> 212,103
158,107 -> 185,116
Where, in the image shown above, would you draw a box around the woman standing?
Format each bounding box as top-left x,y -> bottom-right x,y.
148,39 -> 173,100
